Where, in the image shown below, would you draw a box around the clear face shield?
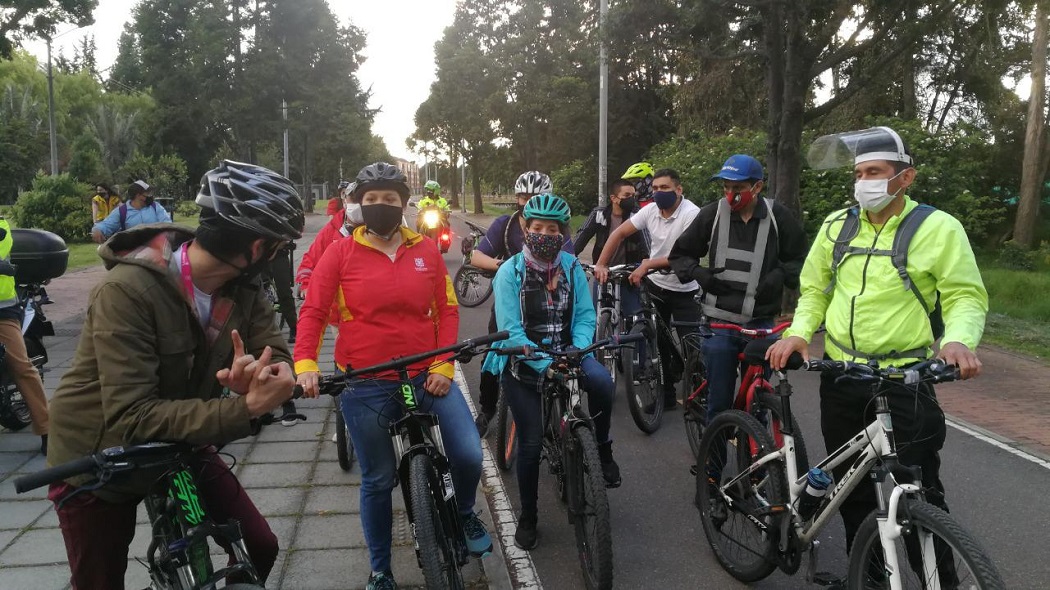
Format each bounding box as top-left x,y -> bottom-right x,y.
806,126 -> 913,170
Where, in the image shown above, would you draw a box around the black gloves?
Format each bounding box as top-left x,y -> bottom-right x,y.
755,267 -> 786,303
692,267 -> 733,296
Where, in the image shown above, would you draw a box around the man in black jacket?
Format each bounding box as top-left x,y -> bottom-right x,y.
574,179 -> 649,314
668,154 -> 807,424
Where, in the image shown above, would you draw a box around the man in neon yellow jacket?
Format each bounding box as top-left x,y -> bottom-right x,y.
767,126 -> 988,562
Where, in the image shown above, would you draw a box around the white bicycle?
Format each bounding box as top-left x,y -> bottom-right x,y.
695,353 -> 1005,589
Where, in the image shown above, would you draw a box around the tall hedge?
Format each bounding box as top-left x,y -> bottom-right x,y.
12,174 -> 92,242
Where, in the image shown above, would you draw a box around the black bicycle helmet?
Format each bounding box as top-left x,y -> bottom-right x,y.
352,162 -> 410,202
196,160 -> 305,241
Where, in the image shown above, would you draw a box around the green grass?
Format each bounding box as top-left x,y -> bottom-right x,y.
65,213 -> 202,271
978,260 -> 1050,361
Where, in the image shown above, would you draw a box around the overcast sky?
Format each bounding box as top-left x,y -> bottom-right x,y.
21,0 -> 458,163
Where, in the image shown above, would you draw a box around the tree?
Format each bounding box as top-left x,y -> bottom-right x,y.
0,0 -> 96,58
0,83 -> 47,202
1014,0 -> 1049,248
89,103 -> 139,180
107,22 -> 144,92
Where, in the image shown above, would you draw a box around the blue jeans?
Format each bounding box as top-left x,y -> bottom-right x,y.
339,373 -> 483,573
501,356 -> 614,515
703,318 -> 775,424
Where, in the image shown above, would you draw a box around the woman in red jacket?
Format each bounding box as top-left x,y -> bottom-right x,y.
293,163 -> 490,590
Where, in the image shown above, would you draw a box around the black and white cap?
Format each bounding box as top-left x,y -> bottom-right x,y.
807,126 -> 912,170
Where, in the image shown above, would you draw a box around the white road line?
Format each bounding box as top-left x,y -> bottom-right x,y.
946,418 -> 1050,471
455,365 -> 543,590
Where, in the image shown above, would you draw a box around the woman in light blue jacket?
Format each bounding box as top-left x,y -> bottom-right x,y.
480,194 -> 619,551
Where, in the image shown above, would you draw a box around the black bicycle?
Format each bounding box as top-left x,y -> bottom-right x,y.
497,332 -> 643,590
301,331 -> 509,590
453,220 -> 495,308
15,443 -> 264,590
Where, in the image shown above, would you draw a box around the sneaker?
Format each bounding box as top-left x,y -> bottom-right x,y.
474,409 -> 495,437
513,511 -> 538,550
597,441 -> 621,488
366,570 -> 398,590
280,401 -> 299,427
461,511 -> 493,556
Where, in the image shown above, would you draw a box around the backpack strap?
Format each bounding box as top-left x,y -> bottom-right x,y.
119,204 -> 128,232
500,212 -> 519,260
824,208 -> 861,294
890,204 -> 936,313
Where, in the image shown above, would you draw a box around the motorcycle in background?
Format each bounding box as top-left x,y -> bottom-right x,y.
0,229 -> 67,431
418,207 -> 452,254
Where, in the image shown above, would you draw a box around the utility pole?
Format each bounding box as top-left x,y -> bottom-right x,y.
282,99 -> 290,178
46,38 -> 58,175
597,0 -> 609,207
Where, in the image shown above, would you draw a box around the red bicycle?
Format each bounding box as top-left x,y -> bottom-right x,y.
678,321 -> 809,473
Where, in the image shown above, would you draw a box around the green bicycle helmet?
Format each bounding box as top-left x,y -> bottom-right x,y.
523,193 -> 571,223
424,180 -> 441,197
621,162 -> 654,180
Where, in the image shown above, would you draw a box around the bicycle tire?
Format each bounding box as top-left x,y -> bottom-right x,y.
409,453 -> 466,590
755,390 -> 809,480
696,410 -> 786,583
681,343 -> 707,458
623,322 -> 663,434
224,585 -> 266,589
495,386 -> 517,471
567,426 -> 614,590
453,265 -> 493,308
595,311 -> 618,386
335,407 -> 356,472
847,499 -> 1006,590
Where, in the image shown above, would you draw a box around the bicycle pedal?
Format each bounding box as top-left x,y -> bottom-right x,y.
279,412 -> 308,423
689,464 -> 699,476
804,539 -> 821,583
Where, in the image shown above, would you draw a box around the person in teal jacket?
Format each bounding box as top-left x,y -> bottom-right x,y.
480,194 -> 619,551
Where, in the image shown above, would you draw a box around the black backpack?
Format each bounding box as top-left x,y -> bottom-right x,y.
826,204 -> 944,339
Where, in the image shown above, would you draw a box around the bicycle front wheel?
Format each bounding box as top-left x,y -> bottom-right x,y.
495,386 -> 517,471
335,406 -> 355,472
623,322 -> 664,434
696,410 -> 786,583
681,342 -> 707,458
848,499 -> 1005,590
453,265 -> 493,308
409,454 -> 466,590
566,426 -> 614,590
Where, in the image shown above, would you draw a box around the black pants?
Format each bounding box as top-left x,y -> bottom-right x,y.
819,370 -> 948,551
269,249 -> 297,337
647,283 -> 700,395
479,308 -> 500,414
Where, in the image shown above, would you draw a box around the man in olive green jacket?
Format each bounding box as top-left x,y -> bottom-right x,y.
46,161 -> 305,589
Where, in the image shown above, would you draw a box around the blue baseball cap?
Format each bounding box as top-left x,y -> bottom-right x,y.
710,154 -> 764,182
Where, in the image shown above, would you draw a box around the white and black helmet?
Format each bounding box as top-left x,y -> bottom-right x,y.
514,171 -> 553,195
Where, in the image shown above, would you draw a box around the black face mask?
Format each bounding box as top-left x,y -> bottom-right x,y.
361,203 -> 403,237
144,196 -> 155,206
618,197 -> 638,213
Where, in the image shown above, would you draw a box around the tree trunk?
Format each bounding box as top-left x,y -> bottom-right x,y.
764,0 -> 785,198
471,156 -> 483,214
901,50 -> 917,120
1014,0 -> 1048,248
774,8 -> 807,219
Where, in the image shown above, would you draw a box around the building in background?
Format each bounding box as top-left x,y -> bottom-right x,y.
394,158 -> 421,195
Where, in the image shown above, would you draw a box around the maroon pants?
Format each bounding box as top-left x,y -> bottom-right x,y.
49,452 -> 278,590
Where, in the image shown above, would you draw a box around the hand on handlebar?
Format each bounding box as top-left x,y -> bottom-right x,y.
628,262 -> 650,286
766,335 -> 810,371
937,342 -> 981,380
295,283 -> 305,300
295,371 -> 321,399
424,373 -> 453,397
592,263 -> 609,284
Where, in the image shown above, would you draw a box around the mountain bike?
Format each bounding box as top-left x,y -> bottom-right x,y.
15,443 -> 265,589
453,219 -> 494,308
495,380 -> 517,471
497,332 -> 643,590
300,331 -> 509,589
695,357 -> 1005,589
589,264 -> 636,387
678,322 -> 809,478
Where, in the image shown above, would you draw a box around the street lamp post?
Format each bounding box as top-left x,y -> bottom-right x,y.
597,0 -> 609,207
46,37 -> 58,175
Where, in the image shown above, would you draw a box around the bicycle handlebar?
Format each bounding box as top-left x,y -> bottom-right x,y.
802,358 -> 959,385
707,321 -> 792,337
14,442 -> 197,494
296,331 -> 511,398
495,332 -> 645,361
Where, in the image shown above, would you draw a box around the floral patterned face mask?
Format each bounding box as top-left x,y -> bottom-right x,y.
524,231 -> 564,262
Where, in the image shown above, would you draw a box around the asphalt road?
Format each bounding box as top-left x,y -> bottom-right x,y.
441,215 -> 1050,590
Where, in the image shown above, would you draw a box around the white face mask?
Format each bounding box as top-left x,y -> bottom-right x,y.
853,171 -> 904,213
345,202 -> 363,225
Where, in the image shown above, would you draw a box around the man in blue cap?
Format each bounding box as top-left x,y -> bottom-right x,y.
668,154 -> 807,425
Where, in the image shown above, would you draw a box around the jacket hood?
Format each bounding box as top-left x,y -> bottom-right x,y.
98,223 -> 195,274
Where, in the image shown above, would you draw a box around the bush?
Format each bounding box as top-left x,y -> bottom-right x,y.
551,159 -> 595,219
648,128 -> 767,205
996,240 -> 1037,271
175,199 -> 200,218
117,152 -> 190,201
12,174 -> 93,242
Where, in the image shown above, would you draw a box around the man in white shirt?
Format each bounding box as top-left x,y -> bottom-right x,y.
594,168 -> 702,409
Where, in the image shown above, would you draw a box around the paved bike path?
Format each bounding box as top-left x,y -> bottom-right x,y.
0,213 -> 512,589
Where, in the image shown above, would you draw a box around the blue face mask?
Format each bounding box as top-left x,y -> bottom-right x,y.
653,190 -> 678,210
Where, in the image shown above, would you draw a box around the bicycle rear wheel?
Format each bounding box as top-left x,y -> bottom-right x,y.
696,410 -> 786,583
848,499 -> 1005,589
495,386 -> 517,471
680,342 -> 707,458
623,322 -> 664,434
595,310 -> 618,386
409,453 -> 465,589
453,265 -> 493,308
566,425 -> 614,590
335,405 -> 355,472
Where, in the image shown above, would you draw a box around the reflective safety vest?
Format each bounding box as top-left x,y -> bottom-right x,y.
419,197 -> 436,209
0,218 -> 17,308
702,198 -> 778,323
